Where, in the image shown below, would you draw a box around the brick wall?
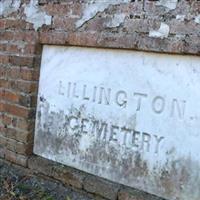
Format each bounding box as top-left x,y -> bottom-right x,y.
0,0 -> 199,199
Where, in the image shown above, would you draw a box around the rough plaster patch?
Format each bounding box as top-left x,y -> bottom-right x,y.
149,22 -> 169,39
0,0 -> 20,16
24,0 -> 52,30
106,13 -> 126,28
176,15 -> 185,22
75,0 -> 130,28
156,0 -> 178,10
194,15 -> 200,24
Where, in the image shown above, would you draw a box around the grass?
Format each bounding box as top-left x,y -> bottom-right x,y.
0,176 -> 57,200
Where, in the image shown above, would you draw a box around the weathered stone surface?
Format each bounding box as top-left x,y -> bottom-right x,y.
34,45 -> 200,200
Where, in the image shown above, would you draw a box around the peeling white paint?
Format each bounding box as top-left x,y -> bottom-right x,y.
194,15 -> 200,24
106,13 -> 126,28
75,0 -> 130,28
0,0 -> 20,16
156,0 -> 178,10
1,0 -> 52,30
24,0 -> 52,30
149,22 -> 170,39
176,15 -> 185,22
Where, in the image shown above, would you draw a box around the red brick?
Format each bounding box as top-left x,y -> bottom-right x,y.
0,125 -> 5,136
18,95 -> 30,107
0,102 -> 4,112
0,89 -> 3,99
23,44 -> 42,55
2,126 -> 33,143
5,149 -> 28,167
53,16 -> 76,31
71,3 -> 83,16
1,113 -> 12,126
20,68 -> 39,81
0,43 -> 6,52
9,116 -> 35,132
30,95 -> 37,107
0,135 -> 7,146
0,89 -> 36,107
3,90 -> 20,102
0,113 -> 4,125
5,19 -> 32,30
68,32 -> 99,47
0,79 -> 9,88
3,102 -> 31,118
19,81 -> 38,93
6,67 -> 20,79
39,32 -> 68,44
3,79 -> 38,94
14,31 -> 38,43
15,131 -> 34,144
0,147 -> 5,158
0,31 -> 14,41
6,67 -> 39,81
9,56 -> 35,67
6,44 -> 20,54
0,19 -> 6,29
16,81 -> 38,94
43,3 -> 71,16
1,43 -> 41,55
0,54 -> 9,64
5,137 -> 33,155
0,67 -> 7,78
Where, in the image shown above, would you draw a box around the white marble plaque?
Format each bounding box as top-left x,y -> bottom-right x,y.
34,45 -> 200,200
